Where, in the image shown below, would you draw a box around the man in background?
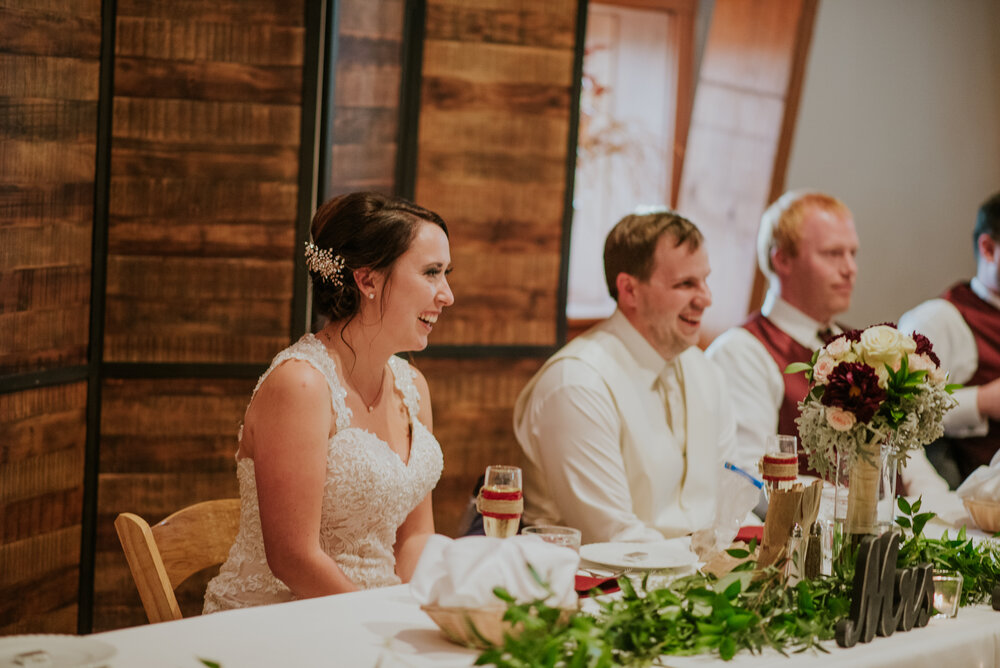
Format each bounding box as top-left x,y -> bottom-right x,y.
513,209 -> 742,544
899,191 -> 1000,485
707,190 -> 947,494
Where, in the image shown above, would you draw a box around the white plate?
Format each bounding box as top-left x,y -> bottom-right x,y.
0,635 -> 116,668
580,537 -> 698,570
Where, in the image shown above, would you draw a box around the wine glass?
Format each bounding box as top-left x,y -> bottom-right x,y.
479,465 -> 522,538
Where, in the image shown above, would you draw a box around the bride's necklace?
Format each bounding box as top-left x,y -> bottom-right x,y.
347,368 -> 386,413
317,328 -> 386,413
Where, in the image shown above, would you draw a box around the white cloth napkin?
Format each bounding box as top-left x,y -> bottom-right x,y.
410,535 -> 579,609
956,464 -> 1000,501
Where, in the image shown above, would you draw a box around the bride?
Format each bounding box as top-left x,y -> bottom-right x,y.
204,192 -> 453,611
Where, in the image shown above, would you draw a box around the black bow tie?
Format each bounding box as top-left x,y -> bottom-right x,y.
817,327 -> 836,344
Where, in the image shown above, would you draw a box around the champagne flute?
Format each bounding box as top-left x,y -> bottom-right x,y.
761,434 -> 799,499
478,465 -> 522,538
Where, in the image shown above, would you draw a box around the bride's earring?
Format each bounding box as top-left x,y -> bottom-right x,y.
368,293 -> 375,299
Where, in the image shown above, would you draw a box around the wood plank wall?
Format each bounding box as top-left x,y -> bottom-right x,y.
412,0 -> 579,536
0,0 -> 101,634
91,0 -> 306,631
677,0 -> 818,339
328,0 -> 405,196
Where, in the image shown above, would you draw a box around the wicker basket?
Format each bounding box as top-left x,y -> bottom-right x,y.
420,605 -> 509,648
963,498 -> 1000,533
420,604 -> 574,649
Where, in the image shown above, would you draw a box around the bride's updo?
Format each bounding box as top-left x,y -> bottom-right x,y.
308,191 -> 448,322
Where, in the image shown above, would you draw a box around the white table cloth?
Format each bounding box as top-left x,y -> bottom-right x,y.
91,494 -> 1000,667
91,582 -> 1000,668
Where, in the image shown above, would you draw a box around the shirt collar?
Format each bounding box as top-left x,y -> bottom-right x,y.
761,289 -> 839,350
971,277 -> 1000,311
606,309 -> 672,386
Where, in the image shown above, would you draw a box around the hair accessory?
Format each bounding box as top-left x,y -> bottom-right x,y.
304,241 -> 346,286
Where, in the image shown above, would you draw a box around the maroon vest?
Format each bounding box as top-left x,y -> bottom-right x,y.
942,282 -> 1000,475
742,313 -> 817,476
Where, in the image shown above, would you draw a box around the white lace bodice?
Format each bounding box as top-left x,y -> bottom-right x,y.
203,335 -> 443,613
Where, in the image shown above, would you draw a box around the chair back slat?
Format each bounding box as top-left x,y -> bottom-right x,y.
154,498 -> 241,587
115,498 -> 240,624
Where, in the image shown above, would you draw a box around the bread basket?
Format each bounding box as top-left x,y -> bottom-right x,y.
420,604 -> 574,649
420,605 -> 509,648
963,497 -> 1000,533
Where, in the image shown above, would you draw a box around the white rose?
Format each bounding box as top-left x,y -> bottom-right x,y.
813,355 -> 836,384
859,325 -> 916,370
930,364 -> 948,385
870,364 -> 891,389
824,337 -> 851,358
825,406 -> 857,432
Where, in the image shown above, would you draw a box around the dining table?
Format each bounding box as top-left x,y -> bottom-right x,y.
87,579 -> 1000,668
77,496 -> 1000,667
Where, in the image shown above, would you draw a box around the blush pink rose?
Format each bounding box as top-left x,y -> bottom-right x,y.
824,337 -> 852,358
813,355 -> 836,384
825,406 -> 857,432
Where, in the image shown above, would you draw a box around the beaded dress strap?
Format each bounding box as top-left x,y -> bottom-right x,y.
388,356 -> 421,425
248,334 -> 352,432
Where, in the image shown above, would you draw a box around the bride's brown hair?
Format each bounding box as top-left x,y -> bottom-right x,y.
308,191 -> 448,323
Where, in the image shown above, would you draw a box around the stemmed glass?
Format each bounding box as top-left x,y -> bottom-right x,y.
761,434 -> 799,499
478,465 -> 522,538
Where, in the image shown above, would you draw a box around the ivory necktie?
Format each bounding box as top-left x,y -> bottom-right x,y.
658,364 -> 687,453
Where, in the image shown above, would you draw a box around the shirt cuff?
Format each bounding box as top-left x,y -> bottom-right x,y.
943,386 -> 989,437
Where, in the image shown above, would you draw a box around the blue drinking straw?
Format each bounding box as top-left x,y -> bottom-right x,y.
724,461 -> 764,489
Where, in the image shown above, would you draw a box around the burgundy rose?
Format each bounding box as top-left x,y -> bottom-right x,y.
820,362 -> 886,423
911,332 -> 941,367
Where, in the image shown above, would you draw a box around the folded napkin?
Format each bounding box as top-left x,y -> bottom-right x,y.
574,574 -> 620,597
735,525 -> 764,543
410,534 -> 579,609
957,465 -> 1000,501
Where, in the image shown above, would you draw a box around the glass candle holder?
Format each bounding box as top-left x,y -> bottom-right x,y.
932,570 -> 963,618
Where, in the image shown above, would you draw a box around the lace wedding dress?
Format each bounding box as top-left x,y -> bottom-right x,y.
203,334 -> 443,613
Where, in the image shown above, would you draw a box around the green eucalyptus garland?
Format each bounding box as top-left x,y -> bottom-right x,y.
476,498 -> 1000,667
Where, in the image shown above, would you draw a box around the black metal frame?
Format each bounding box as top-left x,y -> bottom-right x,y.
0,367 -> 89,395
556,0 -> 589,349
394,0 -> 427,201
76,0 -> 117,634
292,0 -> 331,338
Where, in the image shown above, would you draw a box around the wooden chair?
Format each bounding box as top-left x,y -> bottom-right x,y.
115,498 -> 241,624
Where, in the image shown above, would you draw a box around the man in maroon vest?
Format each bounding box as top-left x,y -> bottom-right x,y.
899,191 -> 1000,483
707,190 -> 947,495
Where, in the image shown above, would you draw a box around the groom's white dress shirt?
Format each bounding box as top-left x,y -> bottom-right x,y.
513,309 -> 741,545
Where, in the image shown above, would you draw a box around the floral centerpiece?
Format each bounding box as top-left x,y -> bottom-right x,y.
786,323 -> 958,534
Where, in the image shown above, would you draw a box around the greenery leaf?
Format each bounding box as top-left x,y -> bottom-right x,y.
785,362 -> 812,375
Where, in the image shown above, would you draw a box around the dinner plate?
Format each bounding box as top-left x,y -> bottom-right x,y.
0,635 -> 116,668
580,537 -> 698,570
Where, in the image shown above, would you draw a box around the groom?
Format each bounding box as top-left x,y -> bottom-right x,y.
513,209 -> 742,544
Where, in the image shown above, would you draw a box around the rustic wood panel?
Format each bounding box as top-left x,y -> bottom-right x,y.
0,0 -> 98,634
415,0 -> 577,347
0,1 -> 100,376
676,0 -> 818,339
0,382 -> 88,634
327,0 -> 405,196
416,357 -> 543,537
93,377 -> 251,631
104,2 -> 304,365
